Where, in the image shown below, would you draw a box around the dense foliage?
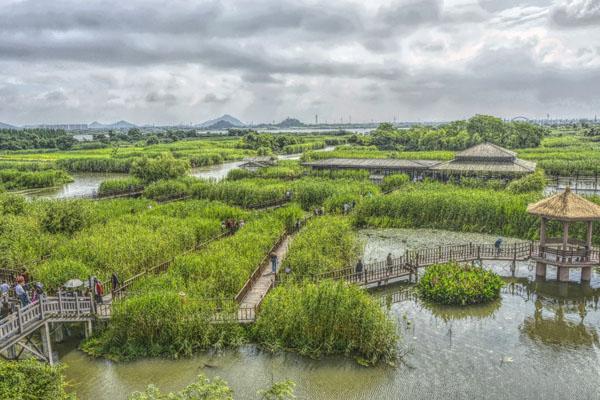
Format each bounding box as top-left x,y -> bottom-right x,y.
368,115 -> 545,151
506,170 -> 546,194
253,280 -> 398,365
0,359 -> 74,400
131,153 -> 190,183
283,216 -> 360,276
0,168 -> 72,190
0,128 -> 76,150
418,262 -> 504,305
353,184 -> 540,239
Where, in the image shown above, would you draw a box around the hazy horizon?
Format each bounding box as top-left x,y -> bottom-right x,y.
1,0 -> 599,126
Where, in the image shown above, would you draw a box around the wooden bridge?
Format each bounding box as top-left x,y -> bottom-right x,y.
0,293 -> 109,365
284,241 -> 600,289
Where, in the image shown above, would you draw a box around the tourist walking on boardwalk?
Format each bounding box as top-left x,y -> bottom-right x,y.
270,252 -> 278,274
15,276 -> 29,307
495,238 -> 503,255
111,273 -> 120,292
93,277 -> 104,304
356,259 -> 364,280
31,283 -> 45,303
386,253 -> 394,274
0,280 -> 9,303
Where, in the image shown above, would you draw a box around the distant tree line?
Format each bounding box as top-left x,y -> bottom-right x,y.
354,115 -> 547,151
0,129 -> 76,150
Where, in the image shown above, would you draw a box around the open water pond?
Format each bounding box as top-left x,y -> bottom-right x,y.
60,229 -> 600,399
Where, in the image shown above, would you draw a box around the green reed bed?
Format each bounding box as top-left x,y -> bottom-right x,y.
30,200 -> 245,291
0,168 -> 73,190
282,216 -> 360,276
85,206 -> 303,360
253,280 -> 398,365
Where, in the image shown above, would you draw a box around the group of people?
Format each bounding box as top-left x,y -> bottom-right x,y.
222,218 -> 245,233
354,253 -> 396,278
1,271 -> 46,318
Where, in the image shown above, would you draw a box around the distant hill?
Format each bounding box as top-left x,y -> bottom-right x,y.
198,114 -> 244,128
205,120 -> 237,130
276,117 -> 304,128
89,120 -> 137,129
0,122 -> 16,129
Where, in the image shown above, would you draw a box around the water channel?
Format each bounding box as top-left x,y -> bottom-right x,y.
58,228 -> 600,400
22,148 -> 330,199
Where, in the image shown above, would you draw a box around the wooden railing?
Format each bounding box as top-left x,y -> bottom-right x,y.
234,231 -> 287,303
284,241 -> 582,286
112,231 -> 231,301
0,293 -> 97,350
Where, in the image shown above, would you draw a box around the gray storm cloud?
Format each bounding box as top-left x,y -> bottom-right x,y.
0,0 -> 599,125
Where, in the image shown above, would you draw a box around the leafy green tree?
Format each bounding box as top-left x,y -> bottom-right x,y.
145,135 -> 160,145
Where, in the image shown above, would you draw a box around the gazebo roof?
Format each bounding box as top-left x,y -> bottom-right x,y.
455,143 -> 516,160
527,187 -> 600,221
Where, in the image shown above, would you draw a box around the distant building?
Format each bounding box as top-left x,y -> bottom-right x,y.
303,143 -> 536,182
33,124 -> 89,131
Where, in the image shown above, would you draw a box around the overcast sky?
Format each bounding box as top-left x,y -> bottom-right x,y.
1,0 -> 599,125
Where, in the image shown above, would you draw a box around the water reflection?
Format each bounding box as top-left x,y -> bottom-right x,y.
521,299 -> 599,348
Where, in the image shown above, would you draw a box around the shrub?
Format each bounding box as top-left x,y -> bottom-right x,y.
143,178 -> 193,201
380,173 -> 409,193
0,193 -> 26,215
506,170 -> 546,194
131,153 -> 190,183
41,200 -> 93,235
418,262 -> 504,305
0,359 -> 73,400
253,280 -> 398,365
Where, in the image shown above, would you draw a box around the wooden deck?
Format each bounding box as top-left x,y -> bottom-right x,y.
0,293 -> 106,363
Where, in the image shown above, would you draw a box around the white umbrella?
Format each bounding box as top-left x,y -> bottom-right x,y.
63,279 -> 84,289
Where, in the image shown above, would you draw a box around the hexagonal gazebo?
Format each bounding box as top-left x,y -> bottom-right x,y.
527,187 -> 600,282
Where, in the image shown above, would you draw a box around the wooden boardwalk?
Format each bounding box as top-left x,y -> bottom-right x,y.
0,293 -> 109,364
238,235 -> 292,311
291,241 -> 600,289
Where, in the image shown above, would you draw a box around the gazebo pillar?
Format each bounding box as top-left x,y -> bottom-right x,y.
582,221 -> 593,281
558,222 -> 570,282
535,218 -> 547,278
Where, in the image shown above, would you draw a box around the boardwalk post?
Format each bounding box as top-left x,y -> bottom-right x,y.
39,297 -> 45,320
75,294 -> 80,317
58,291 -> 63,314
40,322 -> 54,366
17,306 -> 23,334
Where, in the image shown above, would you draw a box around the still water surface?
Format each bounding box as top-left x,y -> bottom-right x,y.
59,229 -> 600,400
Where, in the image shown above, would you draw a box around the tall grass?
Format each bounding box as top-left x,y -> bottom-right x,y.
253,280 -> 398,365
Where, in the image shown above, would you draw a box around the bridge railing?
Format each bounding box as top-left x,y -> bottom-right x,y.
0,293 -> 97,347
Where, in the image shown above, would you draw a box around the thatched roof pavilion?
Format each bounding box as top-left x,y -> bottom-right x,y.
527,187 -> 600,222
430,143 -> 536,176
527,187 -> 600,282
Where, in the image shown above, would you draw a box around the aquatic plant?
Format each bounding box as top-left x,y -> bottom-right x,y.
506,170 -> 546,194
418,262 -> 504,305
0,359 -> 74,400
98,177 -> 144,197
0,168 -> 72,190
131,153 -> 190,183
253,280 -> 398,365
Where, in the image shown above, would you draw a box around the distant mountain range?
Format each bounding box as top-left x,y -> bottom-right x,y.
0,122 -> 15,129
88,120 -> 137,129
197,114 -> 244,129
